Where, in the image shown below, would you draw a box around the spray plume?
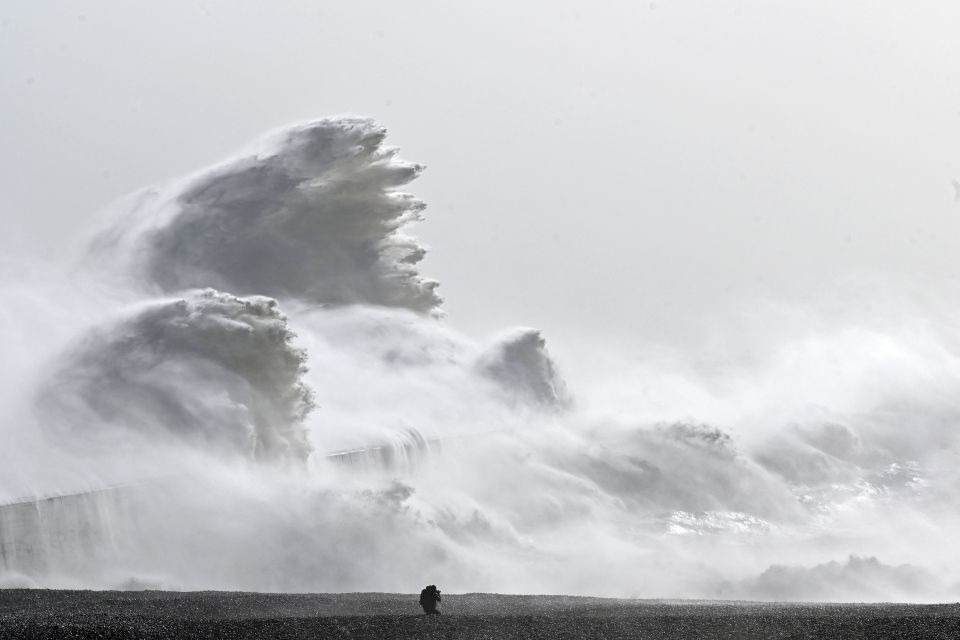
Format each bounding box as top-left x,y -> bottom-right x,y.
88,117 -> 440,312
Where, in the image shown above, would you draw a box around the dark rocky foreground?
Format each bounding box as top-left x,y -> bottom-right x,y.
1,589 -> 959,639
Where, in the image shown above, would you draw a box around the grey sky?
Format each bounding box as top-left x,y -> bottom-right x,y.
2,0 -> 960,350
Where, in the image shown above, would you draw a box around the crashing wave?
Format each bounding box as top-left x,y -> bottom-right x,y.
553,422 -> 797,518
476,328 -> 570,408
326,427 -> 439,472
37,289 -> 313,462
88,117 -> 440,313
720,555 -> 952,602
7,115 -> 960,598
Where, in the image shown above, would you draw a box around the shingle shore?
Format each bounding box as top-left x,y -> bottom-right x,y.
1,589 -> 958,639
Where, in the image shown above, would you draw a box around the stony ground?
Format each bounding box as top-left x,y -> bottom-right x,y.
1,589 -> 959,639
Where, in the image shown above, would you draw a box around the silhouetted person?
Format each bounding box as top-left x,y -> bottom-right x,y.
419,584 -> 441,614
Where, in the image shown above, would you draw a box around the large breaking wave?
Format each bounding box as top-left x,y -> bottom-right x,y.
2,117 -> 960,600
88,117 -> 440,312
37,289 -> 313,462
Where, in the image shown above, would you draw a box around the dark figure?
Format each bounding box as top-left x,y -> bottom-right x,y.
419,584 -> 441,614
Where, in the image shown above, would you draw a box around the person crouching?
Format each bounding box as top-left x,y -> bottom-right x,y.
419,584 -> 441,614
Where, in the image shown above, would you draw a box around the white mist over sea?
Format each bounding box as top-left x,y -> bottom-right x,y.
2,117 -> 960,601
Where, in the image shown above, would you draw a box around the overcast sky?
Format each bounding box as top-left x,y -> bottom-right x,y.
2,0 -> 960,351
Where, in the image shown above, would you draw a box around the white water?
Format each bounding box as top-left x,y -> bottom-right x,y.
2,117 -> 960,600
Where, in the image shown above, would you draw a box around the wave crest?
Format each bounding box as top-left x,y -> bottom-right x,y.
38,289 -> 313,462
89,117 -> 440,312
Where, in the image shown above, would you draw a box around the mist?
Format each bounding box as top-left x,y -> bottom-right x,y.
1,116 -> 959,602
4,0 -> 960,602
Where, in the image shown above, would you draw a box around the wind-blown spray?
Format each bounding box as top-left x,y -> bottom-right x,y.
2,117 -> 960,601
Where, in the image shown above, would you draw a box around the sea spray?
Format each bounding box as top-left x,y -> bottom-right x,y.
87,118 -> 440,312
1,117 -> 960,600
36,289 -> 313,462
